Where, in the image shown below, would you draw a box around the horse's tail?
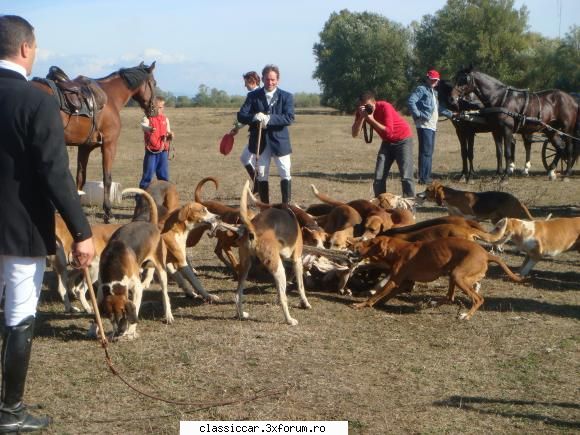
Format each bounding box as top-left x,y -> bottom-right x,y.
310,184 -> 345,207
123,188 -> 157,226
194,177 -> 219,204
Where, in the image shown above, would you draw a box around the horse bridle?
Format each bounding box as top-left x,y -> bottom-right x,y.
144,75 -> 156,117
456,72 -> 495,107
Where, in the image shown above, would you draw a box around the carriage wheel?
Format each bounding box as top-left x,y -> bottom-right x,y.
541,139 -> 565,172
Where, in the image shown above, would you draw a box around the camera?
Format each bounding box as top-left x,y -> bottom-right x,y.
364,103 -> 374,115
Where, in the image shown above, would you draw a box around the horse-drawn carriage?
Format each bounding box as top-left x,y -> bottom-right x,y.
439,70 -> 579,181
451,67 -> 579,180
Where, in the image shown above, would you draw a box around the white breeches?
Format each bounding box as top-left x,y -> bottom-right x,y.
0,256 -> 45,326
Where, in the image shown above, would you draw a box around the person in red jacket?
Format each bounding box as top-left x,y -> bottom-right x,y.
139,96 -> 174,189
352,91 -> 415,198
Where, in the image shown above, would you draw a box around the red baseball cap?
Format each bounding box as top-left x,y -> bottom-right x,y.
427,69 -> 440,80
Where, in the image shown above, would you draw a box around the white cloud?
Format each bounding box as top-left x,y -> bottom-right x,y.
121,48 -> 188,65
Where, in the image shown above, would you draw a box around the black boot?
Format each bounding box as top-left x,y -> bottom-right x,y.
243,165 -> 259,194
243,164 -> 256,181
0,316 -> 50,433
258,181 -> 269,204
281,179 -> 291,204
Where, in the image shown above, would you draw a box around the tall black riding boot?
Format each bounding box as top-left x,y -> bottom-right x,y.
258,181 -> 270,204
281,179 -> 291,204
0,316 -> 50,433
243,165 -> 259,193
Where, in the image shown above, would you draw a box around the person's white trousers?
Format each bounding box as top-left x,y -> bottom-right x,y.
0,256 -> 44,326
256,146 -> 291,181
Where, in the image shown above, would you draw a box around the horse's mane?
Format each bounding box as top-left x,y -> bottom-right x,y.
118,64 -> 151,89
95,64 -> 151,89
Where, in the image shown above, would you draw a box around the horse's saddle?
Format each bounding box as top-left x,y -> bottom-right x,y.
33,66 -> 107,117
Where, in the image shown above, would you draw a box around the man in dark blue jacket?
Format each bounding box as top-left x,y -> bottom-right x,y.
237,64 -> 294,203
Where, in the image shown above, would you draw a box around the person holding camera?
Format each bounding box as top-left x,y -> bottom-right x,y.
237,64 -> 294,204
139,96 -> 174,189
352,91 -> 415,198
408,69 -> 454,185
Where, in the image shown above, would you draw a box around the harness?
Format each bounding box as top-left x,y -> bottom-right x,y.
459,72 -> 580,141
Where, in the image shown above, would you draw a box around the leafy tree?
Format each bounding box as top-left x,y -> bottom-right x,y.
553,26 -> 580,91
412,0 -> 529,83
294,92 -> 321,107
514,32 -> 560,90
175,95 -> 194,108
313,9 -> 412,111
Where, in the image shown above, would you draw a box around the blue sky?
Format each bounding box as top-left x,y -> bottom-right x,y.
3,0 -> 578,96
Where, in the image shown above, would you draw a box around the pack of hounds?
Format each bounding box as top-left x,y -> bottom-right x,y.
49,178 -> 580,339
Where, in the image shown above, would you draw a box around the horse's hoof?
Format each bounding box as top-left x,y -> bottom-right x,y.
563,176 -> 570,183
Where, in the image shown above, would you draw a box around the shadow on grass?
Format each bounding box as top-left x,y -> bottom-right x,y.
34,313 -> 92,341
433,395 -> 580,429
477,296 -> 580,319
318,288 -> 579,320
292,171 -> 372,183
487,264 -> 580,292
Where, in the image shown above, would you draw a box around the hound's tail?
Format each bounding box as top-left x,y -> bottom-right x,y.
123,188 -> 158,226
239,181 -> 256,236
310,184 -> 345,207
247,188 -> 272,211
518,201 -> 534,221
194,176 -> 219,204
473,218 -> 509,243
483,217 -> 514,247
487,253 -> 525,283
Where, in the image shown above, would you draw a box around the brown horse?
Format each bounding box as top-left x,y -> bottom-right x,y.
452,66 -> 579,180
32,62 -> 157,222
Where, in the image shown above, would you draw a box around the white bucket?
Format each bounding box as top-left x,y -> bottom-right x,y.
79,181 -> 123,206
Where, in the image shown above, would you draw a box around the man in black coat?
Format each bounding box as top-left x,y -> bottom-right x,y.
0,15 -> 95,432
237,64 -> 295,204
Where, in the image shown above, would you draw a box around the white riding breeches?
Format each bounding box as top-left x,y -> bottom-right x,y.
239,145 -> 256,167
256,146 -> 291,181
0,256 -> 45,326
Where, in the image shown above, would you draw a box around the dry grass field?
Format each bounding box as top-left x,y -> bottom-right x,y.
28,107 -> 579,434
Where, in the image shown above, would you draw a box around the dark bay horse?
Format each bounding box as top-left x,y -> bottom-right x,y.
452,67 -> 580,180
32,62 -> 156,222
438,79 -> 520,182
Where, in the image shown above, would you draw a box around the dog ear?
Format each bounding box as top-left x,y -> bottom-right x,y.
434,185 -> 445,206
178,203 -> 194,222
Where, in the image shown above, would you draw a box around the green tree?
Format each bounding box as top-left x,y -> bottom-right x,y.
192,84 -> 213,106
294,92 -> 321,107
313,9 -> 412,112
175,95 -> 194,108
553,26 -> 580,91
413,0 -> 529,83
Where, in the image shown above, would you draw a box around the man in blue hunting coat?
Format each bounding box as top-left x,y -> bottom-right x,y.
237,64 -> 294,204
